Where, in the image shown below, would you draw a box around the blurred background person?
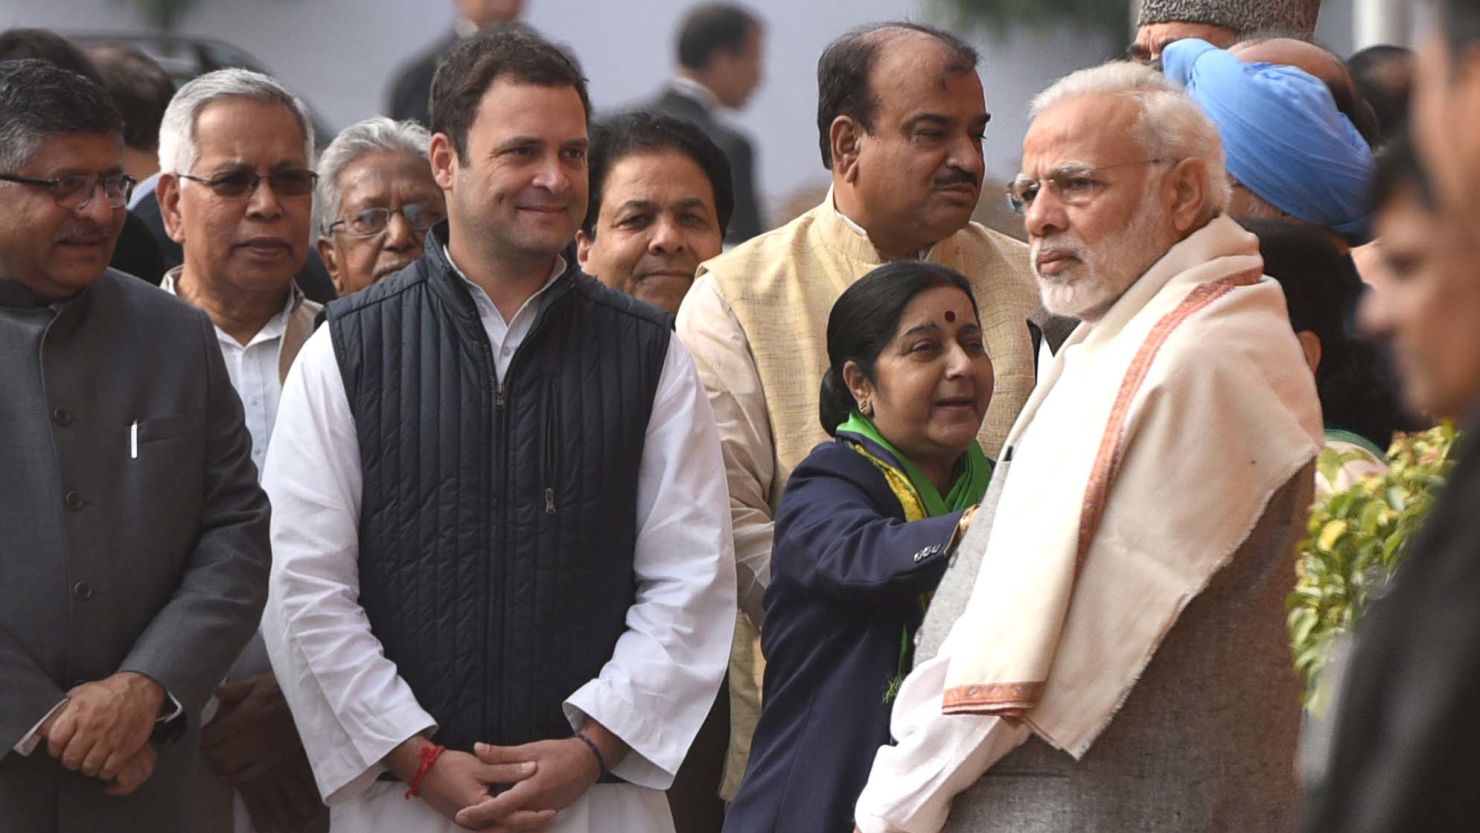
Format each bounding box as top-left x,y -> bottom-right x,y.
724,262 -> 992,833
0,27 -> 167,284
649,3 -> 765,244
1129,0 -> 1320,62
314,116 -> 444,296
577,110 -> 731,316
154,68 -> 327,833
386,0 -> 524,125
1347,44 -> 1414,146
88,44 -> 175,198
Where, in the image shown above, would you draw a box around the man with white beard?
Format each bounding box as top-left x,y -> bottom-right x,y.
851,60 -> 1323,833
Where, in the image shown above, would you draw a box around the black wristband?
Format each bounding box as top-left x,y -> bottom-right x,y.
573,730 -> 609,778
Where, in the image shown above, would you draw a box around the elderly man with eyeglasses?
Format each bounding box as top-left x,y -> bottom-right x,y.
153,68 -> 329,833
850,60 -> 1322,833
0,60 -> 270,833
314,117 -> 446,296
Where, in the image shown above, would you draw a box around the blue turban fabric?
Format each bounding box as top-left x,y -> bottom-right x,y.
1162,38 -> 1376,243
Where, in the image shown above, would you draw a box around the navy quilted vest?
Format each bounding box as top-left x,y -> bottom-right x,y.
325,232 -> 670,751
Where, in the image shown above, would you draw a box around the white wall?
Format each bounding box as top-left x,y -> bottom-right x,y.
6,0 -> 1366,217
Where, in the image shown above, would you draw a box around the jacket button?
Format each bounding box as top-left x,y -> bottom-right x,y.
51,408 -> 73,426
72,581 -> 94,601
63,491 -> 84,511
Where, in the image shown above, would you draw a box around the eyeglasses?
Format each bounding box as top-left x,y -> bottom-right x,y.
0,172 -> 136,209
326,203 -> 445,239
178,168 -> 318,198
1006,159 -> 1177,214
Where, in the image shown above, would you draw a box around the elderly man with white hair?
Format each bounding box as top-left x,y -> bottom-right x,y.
314,117 -> 445,295
153,68 -> 327,833
851,60 -> 1322,833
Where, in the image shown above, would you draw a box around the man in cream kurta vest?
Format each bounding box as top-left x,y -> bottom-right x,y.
853,61 -> 1322,833
675,23 -> 1039,796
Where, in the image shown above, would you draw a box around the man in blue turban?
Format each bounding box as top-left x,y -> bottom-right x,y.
1162,37 -> 1375,247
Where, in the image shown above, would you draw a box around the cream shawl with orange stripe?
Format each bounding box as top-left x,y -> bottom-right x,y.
937,214 -> 1322,757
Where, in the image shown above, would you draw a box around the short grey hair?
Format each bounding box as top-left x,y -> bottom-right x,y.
157,68 -> 314,176
313,117 -> 431,237
1031,61 -> 1231,213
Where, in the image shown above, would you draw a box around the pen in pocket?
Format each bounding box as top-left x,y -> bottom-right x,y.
130,420 -> 137,460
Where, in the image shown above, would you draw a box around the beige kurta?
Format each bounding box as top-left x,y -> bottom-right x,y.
675,194 -> 1039,796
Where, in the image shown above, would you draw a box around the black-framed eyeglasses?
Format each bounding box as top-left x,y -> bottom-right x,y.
0,172 -> 136,209
178,168 -> 318,199
1006,158 -> 1178,214
326,203 -> 445,239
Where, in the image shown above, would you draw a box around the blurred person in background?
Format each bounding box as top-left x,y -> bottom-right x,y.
315,117 -> 444,296
386,0 -> 524,125
577,110 -> 731,316
1302,0 -> 1480,800
1129,0 -> 1319,62
1348,45 -> 1415,145
649,3 -> 765,244
88,45 -> 175,199
677,21 -> 1039,808
0,58 -> 269,833
725,262 -> 993,833
1162,37 -> 1376,251
0,27 -> 166,284
154,68 -> 327,833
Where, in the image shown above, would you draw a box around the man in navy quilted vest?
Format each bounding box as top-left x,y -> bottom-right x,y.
259,26 -> 737,833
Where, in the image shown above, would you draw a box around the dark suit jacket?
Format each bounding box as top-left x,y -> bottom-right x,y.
650,84 -> 764,244
386,30 -> 460,126
1303,423 -> 1480,833
0,271 -> 270,832
133,188 -> 338,304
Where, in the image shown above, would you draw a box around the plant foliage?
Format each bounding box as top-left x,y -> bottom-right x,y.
1287,422 -> 1457,710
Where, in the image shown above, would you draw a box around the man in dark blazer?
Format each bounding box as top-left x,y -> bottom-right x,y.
385,0 -> 525,126
0,60 -> 270,832
650,3 -> 766,244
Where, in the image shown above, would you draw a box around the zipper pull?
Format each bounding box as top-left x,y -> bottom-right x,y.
496,383 -> 507,410
545,487 -> 556,514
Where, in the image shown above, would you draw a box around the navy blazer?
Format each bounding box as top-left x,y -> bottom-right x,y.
724,438 -> 969,833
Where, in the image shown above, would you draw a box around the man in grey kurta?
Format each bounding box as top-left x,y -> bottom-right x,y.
0,59 -> 270,832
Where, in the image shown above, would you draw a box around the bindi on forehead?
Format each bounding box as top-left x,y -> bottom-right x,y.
945,310 -> 956,323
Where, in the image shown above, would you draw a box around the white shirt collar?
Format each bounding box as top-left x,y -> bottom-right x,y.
159,267 -> 297,349
442,245 -> 566,325
830,194 -> 936,261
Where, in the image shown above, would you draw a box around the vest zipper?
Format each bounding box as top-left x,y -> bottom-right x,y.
544,379 -> 558,515
496,383 -> 507,410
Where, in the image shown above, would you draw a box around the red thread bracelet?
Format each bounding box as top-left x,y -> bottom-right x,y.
405,743 -> 446,800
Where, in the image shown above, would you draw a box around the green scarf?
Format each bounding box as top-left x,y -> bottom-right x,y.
837,411 -> 991,517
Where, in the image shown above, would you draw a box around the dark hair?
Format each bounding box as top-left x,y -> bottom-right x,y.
676,4 -> 760,71
0,28 -> 101,83
0,59 -> 123,171
1433,0 -> 1480,66
819,261 -> 979,435
1372,131 -> 1436,210
1347,45 -> 1413,144
582,110 -> 734,238
815,22 -> 978,169
88,46 -> 175,152
429,25 -> 590,161
1241,217 -> 1412,448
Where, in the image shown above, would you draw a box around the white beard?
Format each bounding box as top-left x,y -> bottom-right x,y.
1033,200 -> 1174,321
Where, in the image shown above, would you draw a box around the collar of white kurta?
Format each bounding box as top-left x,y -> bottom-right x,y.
817,187 -> 955,264
937,213 -> 1321,757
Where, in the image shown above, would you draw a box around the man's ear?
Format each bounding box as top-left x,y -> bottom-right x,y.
317,236 -> 344,295
1167,157 -> 1211,233
830,116 -> 864,183
158,173 -> 186,244
575,228 -> 594,268
428,133 -> 458,192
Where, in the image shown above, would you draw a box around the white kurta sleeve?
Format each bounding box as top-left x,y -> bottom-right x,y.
854,654 -> 1031,833
562,335 -> 737,790
675,275 -> 774,626
261,327 -> 437,804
